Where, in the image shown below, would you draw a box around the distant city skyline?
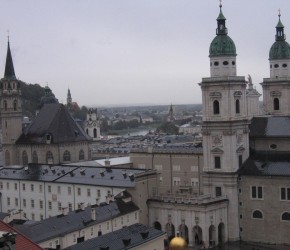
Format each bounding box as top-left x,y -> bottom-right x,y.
0,0 -> 289,107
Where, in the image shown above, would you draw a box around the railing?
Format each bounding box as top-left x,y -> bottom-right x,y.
149,193 -> 227,205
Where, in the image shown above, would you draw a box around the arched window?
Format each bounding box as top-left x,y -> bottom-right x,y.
79,150 -> 85,160
5,150 -> 10,166
213,100 -> 220,115
32,151 -> 38,164
22,151 -> 28,166
93,128 -> 97,138
252,210 -> 263,219
274,98 -> 280,111
46,151 -> 53,164
13,100 -> 17,111
3,100 -> 7,111
282,212 -> 290,221
63,150 -> 71,162
235,99 -> 240,114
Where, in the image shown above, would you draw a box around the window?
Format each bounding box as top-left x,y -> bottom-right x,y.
13,100 -> 17,111
239,155 -> 243,168
48,185 -> 51,193
215,186 -> 222,197
31,213 -> 35,221
31,184 -> 34,192
48,201 -> 52,210
213,100 -> 220,115
7,197 -> 10,206
22,183 -> 26,191
91,227 -> 94,236
39,200 -> 43,209
274,64 -> 279,68
32,151 -> 38,164
135,212 -> 138,220
14,183 -> 17,191
214,156 -> 221,169
22,151 -> 28,165
6,182 -> 9,190
251,186 -> 263,199
31,199 -> 35,208
191,178 -> 199,187
39,184 -> 43,193
68,186 -> 72,195
235,99 -> 240,114
97,190 -> 101,197
223,61 -> 229,65
173,177 -> 180,186
15,198 -> 18,207
3,100 -> 7,111
58,202 -> 62,211
107,221 -> 110,230
68,203 -> 72,211
77,188 -> 81,196
46,151 -> 53,164
283,63 -> 288,68
0,182 -> 2,189
23,199 -> 26,207
274,98 -> 280,111
282,212 -> 290,221
173,165 -> 180,171
57,186 -> 61,194
214,61 -> 219,66
87,188 -> 91,197
121,216 -> 124,225
73,234 -> 77,243
191,166 -> 198,172
252,210 -> 263,219
63,150 -> 71,162
40,214 -> 44,221
79,150 -> 85,160
280,187 -> 290,200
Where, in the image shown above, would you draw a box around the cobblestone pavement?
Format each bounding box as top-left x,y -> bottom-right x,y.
187,242 -> 290,250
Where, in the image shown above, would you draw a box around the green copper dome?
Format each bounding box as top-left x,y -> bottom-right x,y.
209,35 -> 236,57
269,41 -> 290,60
209,3 -> 237,57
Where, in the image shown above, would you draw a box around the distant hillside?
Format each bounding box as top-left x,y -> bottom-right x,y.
19,81 -> 48,118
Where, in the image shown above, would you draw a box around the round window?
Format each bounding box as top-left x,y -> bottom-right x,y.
232,61 -> 235,65
282,63 -> 287,68
214,61 -> 219,66
223,61 -> 229,65
274,64 -> 279,68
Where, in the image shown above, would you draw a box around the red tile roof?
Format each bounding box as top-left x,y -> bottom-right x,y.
0,220 -> 43,250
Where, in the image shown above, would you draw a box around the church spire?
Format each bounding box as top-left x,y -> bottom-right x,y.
275,10 -> 285,41
4,39 -> 16,79
216,1 -> 227,35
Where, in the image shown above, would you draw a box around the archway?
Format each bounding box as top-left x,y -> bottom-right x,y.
209,225 -> 216,247
193,225 -> 202,245
179,223 -> 189,244
165,223 -> 175,241
218,222 -> 225,244
153,221 -> 162,230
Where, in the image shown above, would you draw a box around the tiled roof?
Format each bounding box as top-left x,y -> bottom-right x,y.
250,116 -> 290,138
66,223 -> 165,250
16,103 -> 91,144
14,200 -> 139,244
0,220 -> 43,250
239,153 -> 290,176
0,164 -> 151,188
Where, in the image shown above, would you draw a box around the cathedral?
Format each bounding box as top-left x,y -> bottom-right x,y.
0,41 -> 92,166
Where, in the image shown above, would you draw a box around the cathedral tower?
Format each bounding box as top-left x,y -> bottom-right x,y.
261,12 -> 290,115
0,40 -> 22,166
199,3 -> 249,241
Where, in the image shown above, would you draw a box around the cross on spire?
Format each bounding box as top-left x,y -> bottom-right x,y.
219,0 -> 222,8
278,8 -> 281,18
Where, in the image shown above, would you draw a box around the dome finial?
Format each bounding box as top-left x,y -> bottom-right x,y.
278,8 -> 281,19
219,0 -> 222,9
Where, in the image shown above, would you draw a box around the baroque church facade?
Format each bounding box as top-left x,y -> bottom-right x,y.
135,3 -> 290,248
0,41 -> 92,166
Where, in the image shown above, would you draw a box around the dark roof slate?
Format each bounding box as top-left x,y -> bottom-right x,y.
250,116 -> 290,138
16,103 -> 91,144
4,41 -> 16,79
66,223 -> 165,250
239,153 -> 290,176
14,200 -> 139,243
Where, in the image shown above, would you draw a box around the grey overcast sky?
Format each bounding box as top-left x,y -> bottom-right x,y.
0,0 -> 289,107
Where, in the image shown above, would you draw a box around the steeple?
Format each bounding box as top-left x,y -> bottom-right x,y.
67,88 -> 72,105
275,10 -> 285,41
4,39 -> 16,80
216,1 -> 227,35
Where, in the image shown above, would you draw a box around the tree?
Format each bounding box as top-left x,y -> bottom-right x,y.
156,122 -> 178,134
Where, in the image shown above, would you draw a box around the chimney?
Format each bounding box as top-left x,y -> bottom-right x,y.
62,207 -> 68,216
91,207 -> 96,221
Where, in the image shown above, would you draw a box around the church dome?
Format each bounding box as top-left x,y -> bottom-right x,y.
209,35 -> 236,57
269,13 -> 290,60
209,3 -> 236,58
169,236 -> 187,250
